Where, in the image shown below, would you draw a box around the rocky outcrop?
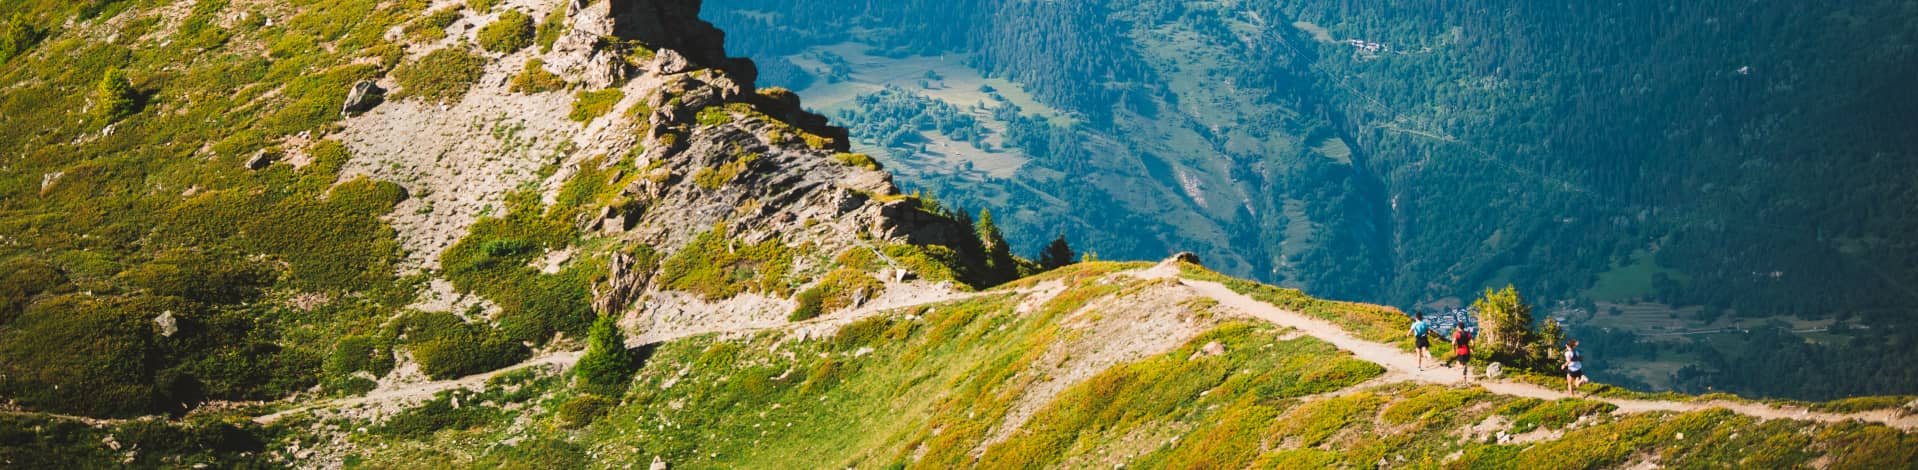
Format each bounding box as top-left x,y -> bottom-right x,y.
548,0 -> 755,89
340,81 -> 383,116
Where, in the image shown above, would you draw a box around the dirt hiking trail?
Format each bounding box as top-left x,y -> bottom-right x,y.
1138,267 -> 1918,431
256,264 -> 1917,431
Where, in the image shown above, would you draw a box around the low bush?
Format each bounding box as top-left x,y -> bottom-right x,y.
657,226 -> 797,300
374,390 -> 504,438
393,47 -> 486,103
390,311 -> 528,380
403,6 -> 462,42
476,9 -> 534,54
790,268 -> 884,321
557,394 -> 615,428
696,105 -> 734,126
509,59 -> 566,93
534,6 -> 568,52
1498,397 -> 1617,433
831,152 -> 881,171
569,88 -> 625,122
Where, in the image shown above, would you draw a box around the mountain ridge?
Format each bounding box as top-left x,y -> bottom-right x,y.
0,0 -> 1915,468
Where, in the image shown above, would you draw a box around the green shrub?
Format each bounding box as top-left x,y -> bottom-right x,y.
1810,395 -> 1915,414
696,105 -> 734,126
0,414 -> 269,468
375,390 -> 503,438
0,256 -> 68,322
323,335 -> 394,381
0,295 -> 173,417
535,6 -> 568,52
569,88 -> 625,122
790,268 -> 884,321
1499,397 -> 1617,433
393,47 -> 486,103
466,0 -> 500,13
831,152 -> 881,171
476,9 -> 534,54
509,59 -> 566,93
390,311 -> 529,380
557,394 -> 615,428
404,6 -> 463,42
657,226 -> 797,300
693,152 -> 760,189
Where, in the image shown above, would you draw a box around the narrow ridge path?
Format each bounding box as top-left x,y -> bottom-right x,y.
1167,275 -> 1918,431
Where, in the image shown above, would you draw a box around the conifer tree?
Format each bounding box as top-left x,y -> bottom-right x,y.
575,314 -> 635,394
94,68 -> 137,124
1039,234 -> 1076,270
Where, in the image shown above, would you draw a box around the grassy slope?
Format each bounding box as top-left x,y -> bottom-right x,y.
321,263 -> 1916,469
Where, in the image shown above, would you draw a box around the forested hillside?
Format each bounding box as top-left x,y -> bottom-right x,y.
704,0 -> 1918,400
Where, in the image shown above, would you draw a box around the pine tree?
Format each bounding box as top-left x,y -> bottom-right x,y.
0,14 -> 39,63
94,68 -> 137,124
1039,234 -> 1075,270
574,314 -> 635,394
975,209 -> 1017,281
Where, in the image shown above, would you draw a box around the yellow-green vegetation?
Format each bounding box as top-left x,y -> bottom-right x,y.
695,104 -> 735,126
388,311 -> 528,380
568,88 -> 624,122
534,6 -> 568,52
790,268 -> 885,321
465,0 -> 499,14
508,58 -> 565,93
438,180 -> 611,344
293,273 -> 1918,470
692,151 -> 759,189
831,152 -> 881,171
656,226 -> 798,300
475,9 -> 533,54
0,412 -> 274,467
402,5 -> 462,42
393,46 -> 487,103
1812,395 -> 1917,414
1498,397 -> 1618,433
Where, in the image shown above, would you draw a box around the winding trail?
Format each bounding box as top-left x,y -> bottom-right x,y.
1153,270 -> 1918,431
253,265 -> 1917,431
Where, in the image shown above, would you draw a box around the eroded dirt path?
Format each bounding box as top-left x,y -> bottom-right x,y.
1154,270 -> 1918,431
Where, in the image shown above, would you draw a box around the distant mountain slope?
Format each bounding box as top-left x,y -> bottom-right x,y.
702,0 -> 1918,400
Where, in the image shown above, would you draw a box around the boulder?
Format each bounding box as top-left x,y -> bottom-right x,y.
1484,362 -> 1504,379
653,48 -> 692,75
154,310 -> 179,337
340,81 -> 384,116
245,151 -> 277,170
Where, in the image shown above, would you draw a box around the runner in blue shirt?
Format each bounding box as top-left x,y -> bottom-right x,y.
1411,312 -> 1432,370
